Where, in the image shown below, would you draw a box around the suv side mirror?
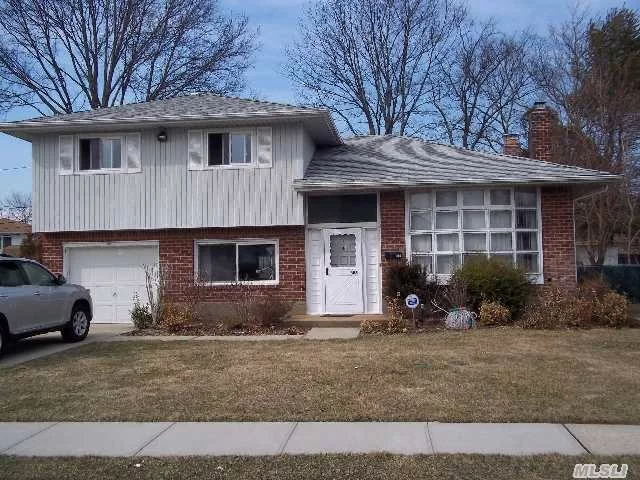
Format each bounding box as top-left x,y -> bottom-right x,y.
56,274 -> 67,285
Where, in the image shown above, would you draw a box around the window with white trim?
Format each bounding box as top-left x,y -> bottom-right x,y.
196,240 -> 278,284
407,188 -> 542,279
58,133 -> 141,175
207,131 -> 253,166
79,136 -> 123,170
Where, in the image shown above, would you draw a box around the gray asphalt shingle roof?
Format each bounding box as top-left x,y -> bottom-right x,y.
0,93 -> 342,145
5,93 -> 321,125
295,135 -> 619,190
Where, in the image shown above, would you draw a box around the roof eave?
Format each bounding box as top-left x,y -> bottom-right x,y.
0,110 -> 344,145
293,175 -> 622,192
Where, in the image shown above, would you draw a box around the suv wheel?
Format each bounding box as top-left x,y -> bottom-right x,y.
61,305 -> 91,342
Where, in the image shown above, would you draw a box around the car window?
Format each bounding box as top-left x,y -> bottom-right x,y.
0,262 -> 26,287
20,262 -> 56,286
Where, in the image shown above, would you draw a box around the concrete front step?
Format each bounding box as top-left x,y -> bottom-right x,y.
285,314 -> 385,328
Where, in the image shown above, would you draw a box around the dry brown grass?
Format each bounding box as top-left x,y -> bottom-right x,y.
1,455 -> 640,480
0,328 -> 639,423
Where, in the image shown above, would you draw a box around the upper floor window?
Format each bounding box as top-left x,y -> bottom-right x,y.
187,127 -> 272,171
208,132 -> 252,166
58,133 -> 141,175
79,137 -> 123,171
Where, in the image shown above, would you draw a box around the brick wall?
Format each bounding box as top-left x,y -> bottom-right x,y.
540,186 -> 577,290
379,190 -> 406,296
528,103 -> 558,162
40,226 -> 306,303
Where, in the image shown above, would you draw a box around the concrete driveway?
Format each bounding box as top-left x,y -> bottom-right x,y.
0,324 -> 131,368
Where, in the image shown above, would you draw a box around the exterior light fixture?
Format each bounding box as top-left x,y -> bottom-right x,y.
157,130 -> 168,142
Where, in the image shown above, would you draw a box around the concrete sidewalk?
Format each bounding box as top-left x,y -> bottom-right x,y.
1,422 -> 638,457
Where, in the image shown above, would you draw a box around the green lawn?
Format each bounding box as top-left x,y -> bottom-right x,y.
0,328 -> 639,422
1,455 -> 638,480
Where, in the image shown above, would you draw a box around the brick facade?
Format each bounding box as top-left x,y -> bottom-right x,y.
540,186 -> 577,289
40,226 -> 306,303
379,190 -> 406,296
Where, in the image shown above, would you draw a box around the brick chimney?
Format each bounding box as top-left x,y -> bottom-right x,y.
528,101 -> 556,161
502,133 -> 521,156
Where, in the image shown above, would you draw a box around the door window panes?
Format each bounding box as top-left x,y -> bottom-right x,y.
329,234 -> 356,267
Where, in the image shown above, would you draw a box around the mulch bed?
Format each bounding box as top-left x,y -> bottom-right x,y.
124,322 -> 308,336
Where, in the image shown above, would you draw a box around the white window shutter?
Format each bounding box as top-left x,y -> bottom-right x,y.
256,127 -> 272,168
58,135 -> 74,175
188,130 -> 204,170
125,133 -> 141,173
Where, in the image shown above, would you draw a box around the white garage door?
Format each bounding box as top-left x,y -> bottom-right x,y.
65,243 -> 159,324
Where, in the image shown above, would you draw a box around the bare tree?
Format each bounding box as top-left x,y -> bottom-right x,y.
0,191 -> 32,224
428,20 -> 536,151
286,0 -> 466,135
0,0 -> 257,115
532,6 -> 640,264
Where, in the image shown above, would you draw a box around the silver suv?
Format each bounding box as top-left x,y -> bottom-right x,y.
0,255 -> 92,357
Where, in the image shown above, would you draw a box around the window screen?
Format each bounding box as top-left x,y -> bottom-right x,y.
308,194 -> 377,224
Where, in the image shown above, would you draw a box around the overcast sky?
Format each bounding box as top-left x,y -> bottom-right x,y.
0,0 -> 627,196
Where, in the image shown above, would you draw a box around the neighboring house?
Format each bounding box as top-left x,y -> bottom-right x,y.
0,218 -> 30,254
0,95 -> 618,323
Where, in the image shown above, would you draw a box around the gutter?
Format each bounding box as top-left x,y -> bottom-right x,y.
293,176 -> 621,192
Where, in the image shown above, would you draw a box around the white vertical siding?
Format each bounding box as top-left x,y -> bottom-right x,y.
364,227 -> 381,314
306,228 -> 324,314
32,123 -> 306,232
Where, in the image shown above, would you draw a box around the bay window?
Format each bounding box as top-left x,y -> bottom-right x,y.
196,240 -> 278,284
407,187 -> 542,280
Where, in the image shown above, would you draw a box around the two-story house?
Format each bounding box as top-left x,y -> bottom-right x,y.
0,94 -> 617,323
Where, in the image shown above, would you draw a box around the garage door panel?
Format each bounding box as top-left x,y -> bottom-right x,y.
66,244 -> 158,324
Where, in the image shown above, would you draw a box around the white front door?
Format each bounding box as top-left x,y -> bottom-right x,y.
323,228 -> 364,314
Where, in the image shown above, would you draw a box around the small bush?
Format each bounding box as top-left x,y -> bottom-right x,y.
590,291 -> 630,327
520,287 -> 592,329
161,303 -> 194,333
251,295 -> 292,327
451,257 -> 532,320
479,300 -> 511,326
130,294 -> 153,329
361,296 -> 407,334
